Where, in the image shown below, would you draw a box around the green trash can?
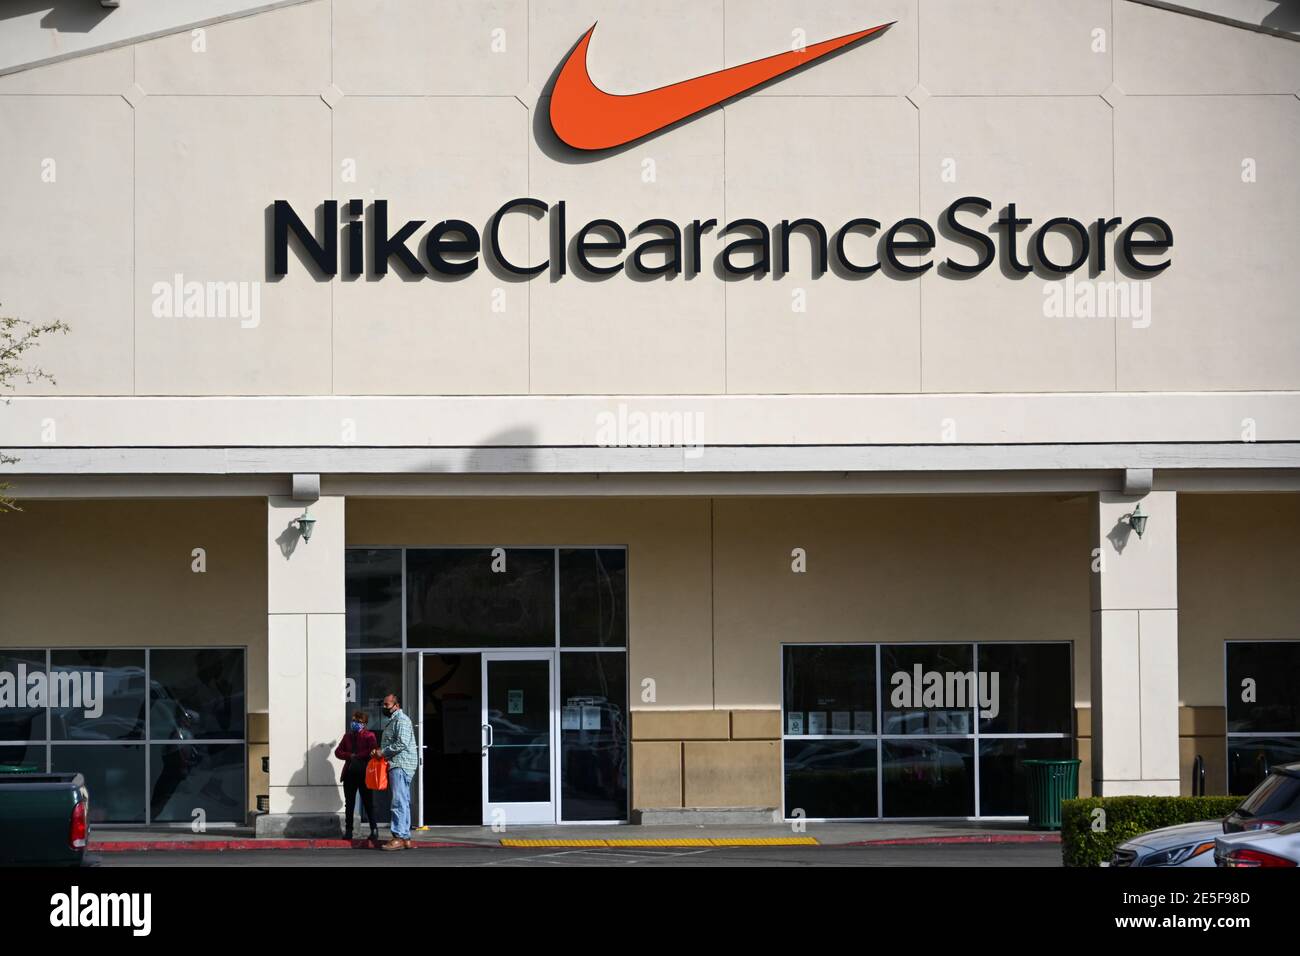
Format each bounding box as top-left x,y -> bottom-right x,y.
1024,758 -> 1080,830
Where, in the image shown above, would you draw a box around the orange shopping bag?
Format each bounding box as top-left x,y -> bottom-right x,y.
366,752 -> 389,791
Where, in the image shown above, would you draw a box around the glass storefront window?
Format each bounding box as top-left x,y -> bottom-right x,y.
978,737 -> 1074,816
783,641 -> 1072,819
882,739 -> 975,817
346,549 -> 403,649
0,742 -> 45,772
5,648 -> 246,824
1226,641 -> 1300,795
0,649 -> 46,742
1226,641 -> 1300,734
976,642 -> 1072,736
559,549 -> 627,647
149,743 -> 246,824
1228,738 -> 1300,796
784,739 -> 878,819
882,644 -> 974,735
783,645 -> 875,736
50,649 -> 146,741
345,653 -> 403,740
560,651 -> 628,820
149,648 -> 245,740
53,744 -> 147,824
406,548 -> 555,648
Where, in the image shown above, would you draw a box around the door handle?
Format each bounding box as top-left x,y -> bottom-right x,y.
482,723 -> 494,754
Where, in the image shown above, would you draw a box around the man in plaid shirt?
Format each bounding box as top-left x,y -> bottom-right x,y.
377,692 -> 418,850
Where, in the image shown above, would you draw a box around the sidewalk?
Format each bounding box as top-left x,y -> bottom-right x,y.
89,820 -> 1059,852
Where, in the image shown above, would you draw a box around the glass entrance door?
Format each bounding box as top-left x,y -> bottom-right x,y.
482,652 -> 556,825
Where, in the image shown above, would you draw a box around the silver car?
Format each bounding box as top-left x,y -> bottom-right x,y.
1214,820 -> 1300,868
1110,819 -> 1223,867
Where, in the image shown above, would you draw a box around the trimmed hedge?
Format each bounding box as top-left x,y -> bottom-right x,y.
1061,796 -> 1242,867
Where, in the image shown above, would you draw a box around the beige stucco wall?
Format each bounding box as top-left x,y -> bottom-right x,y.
0,499 -> 269,710
1177,493 -> 1300,707
0,0 -> 1295,400
712,495 -> 1094,708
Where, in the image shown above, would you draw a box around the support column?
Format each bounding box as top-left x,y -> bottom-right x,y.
1090,490 -> 1180,796
258,494 -> 346,837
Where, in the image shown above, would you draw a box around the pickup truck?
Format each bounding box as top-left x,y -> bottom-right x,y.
0,772 -> 90,866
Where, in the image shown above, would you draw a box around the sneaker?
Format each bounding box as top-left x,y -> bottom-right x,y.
380,838 -> 405,851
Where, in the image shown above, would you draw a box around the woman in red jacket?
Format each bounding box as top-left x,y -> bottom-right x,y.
334,710 -> 379,844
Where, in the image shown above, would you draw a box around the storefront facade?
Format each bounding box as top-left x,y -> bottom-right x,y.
1,1 -> 1298,832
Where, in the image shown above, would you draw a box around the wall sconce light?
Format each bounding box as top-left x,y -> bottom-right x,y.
1123,502 -> 1149,539
293,508 -> 316,543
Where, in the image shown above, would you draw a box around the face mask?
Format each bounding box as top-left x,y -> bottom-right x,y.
382,706 -> 394,717
350,721 -> 362,733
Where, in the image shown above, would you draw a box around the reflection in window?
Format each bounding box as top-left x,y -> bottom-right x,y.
881,644 -> 975,736
1228,738 -> 1300,796
0,742 -> 45,773
8,648 -> 247,824
560,651 -> 628,820
149,648 -> 245,740
149,743 -> 245,823
0,650 -> 46,741
784,740 -> 878,819
782,642 -> 1073,819
559,549 -> 627,647
53,744 -> 146,824
882,739 -> 975,818
50,649 -> 146,741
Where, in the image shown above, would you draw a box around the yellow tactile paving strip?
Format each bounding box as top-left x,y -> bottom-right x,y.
500,837 -> 819,847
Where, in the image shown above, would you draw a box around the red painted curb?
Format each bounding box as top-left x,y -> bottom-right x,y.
91,839 -> 478,852
841,833 -> 1061,847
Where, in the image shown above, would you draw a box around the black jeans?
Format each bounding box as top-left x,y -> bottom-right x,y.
342,769 -> 377,837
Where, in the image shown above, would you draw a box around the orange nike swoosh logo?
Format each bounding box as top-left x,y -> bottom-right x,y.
549,21 -> 895,151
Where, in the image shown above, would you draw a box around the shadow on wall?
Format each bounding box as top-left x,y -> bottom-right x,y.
0,1 -> 114,32
1261,0 -> 1300,34
281,743 -> 344,837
